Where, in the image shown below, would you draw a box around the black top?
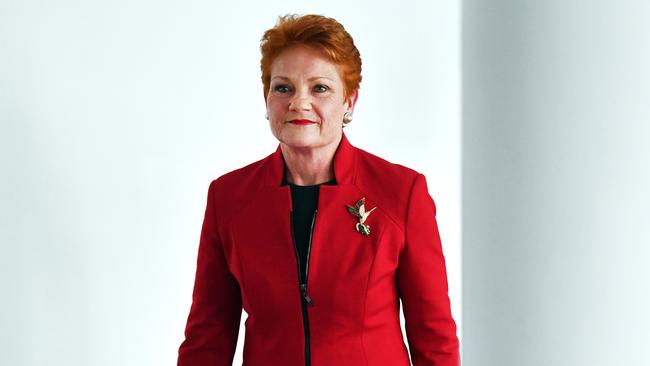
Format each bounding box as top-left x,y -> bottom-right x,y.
282,168 -> 336,284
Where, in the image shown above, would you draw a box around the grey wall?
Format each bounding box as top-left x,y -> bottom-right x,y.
463,1 -> 650,364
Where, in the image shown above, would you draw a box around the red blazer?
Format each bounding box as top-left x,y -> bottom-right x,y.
177,132 -> 459,366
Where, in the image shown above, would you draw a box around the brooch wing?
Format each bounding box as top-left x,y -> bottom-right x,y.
346,197 -> 366,219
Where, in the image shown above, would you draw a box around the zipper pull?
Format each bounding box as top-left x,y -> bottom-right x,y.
300,283 -> 315,307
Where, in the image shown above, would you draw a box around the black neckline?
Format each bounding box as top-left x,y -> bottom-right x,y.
281,160 -> 337,187
287,178 -> 336,188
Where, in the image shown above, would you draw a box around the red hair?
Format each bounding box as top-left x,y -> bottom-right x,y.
260,14 -> 362,100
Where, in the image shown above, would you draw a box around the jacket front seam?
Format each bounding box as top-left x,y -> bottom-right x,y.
360,224 -> 386,366
213,180 -> 258,317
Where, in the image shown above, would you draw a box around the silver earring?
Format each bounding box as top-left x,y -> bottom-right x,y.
343,111 -> 353,124
265,111 -> 269,120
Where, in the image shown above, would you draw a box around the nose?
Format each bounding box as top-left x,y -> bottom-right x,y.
289,89 -> 312,111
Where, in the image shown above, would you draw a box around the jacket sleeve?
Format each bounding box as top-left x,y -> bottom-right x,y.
177,180 -> 243,366
397,174 -> 460,366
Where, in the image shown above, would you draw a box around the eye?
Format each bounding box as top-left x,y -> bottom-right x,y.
273,84 -> 291,93
313,84 -> 329,93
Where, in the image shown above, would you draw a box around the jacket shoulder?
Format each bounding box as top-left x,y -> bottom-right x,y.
207,151 -> 274,216
213,152 -> 272,190
355,147 -> 421,184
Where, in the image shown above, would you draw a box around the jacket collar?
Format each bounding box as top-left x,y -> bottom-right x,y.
264,132 -> 358,186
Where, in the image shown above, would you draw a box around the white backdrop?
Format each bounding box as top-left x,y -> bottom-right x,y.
0,1 -> 461,365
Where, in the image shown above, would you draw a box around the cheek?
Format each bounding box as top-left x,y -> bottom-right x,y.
320,101 -> 346,119
267,96 -> 287,114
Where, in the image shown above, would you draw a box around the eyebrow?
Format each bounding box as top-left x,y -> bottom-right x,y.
270,76 -> 335,82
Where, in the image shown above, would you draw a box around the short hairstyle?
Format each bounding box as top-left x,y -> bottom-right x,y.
260,14 -> 362,100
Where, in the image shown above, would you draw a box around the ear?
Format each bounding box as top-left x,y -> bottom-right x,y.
345,88 -> 359,113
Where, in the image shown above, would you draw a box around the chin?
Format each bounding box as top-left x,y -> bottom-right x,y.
282,137 -> 318,149
278,129 -> 320,148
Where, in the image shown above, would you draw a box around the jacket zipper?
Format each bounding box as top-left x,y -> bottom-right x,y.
290,209 -> 317,366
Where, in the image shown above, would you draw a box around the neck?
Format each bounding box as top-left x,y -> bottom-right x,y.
281,135 -> 341,186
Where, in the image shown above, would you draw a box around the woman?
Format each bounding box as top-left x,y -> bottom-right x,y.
177,14 -> 459,366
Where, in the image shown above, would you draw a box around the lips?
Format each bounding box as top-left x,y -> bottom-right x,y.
288,119 -> 316,125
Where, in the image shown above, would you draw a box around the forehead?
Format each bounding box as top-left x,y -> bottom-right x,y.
270,45 -> 342,81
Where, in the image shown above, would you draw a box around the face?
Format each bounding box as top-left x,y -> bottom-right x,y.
265,45 -> 358,150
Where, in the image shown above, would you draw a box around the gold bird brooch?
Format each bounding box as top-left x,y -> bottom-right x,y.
346,197 -> 376,236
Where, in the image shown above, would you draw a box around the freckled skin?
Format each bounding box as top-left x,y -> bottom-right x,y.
265,45 -> 358,151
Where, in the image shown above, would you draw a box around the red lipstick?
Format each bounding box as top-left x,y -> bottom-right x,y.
289,119 -> 316,125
